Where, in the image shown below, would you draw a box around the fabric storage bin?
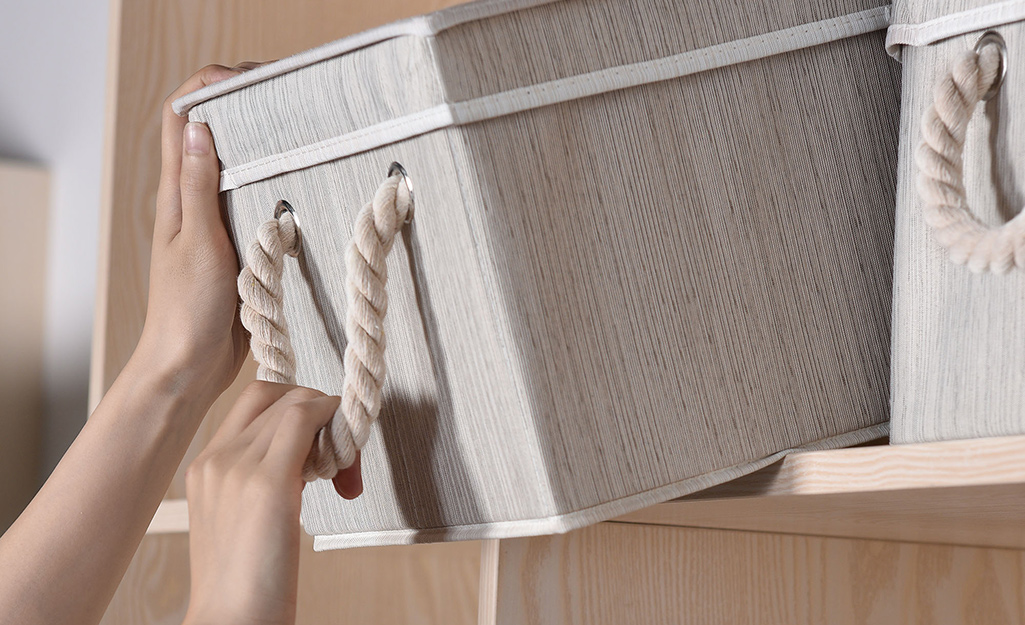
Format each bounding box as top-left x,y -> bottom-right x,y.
889,0 -> 1025,444
174,0 -> 898,549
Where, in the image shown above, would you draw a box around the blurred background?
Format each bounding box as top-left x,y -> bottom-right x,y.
0,0 -> 109,530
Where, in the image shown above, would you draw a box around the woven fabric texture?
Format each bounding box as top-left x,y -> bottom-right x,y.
188,0 -> 899,548
891,0 -> 1025,443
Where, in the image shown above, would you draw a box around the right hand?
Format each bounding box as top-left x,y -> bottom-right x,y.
134,64 -> 247,407
183,382 -> 363,625
135,60 -> 277,409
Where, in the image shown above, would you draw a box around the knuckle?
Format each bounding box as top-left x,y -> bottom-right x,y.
283,403 -> 331,434
242,380 -> 281,400
224,464 -> 251,491
285,411 -> 322,436
199,63 -> 231,78
184,458 -> 203,486
203,452 -> 232,481
187,452 -> 226,488
285,386 -> 324,403
282,404 -> 310,425
164,65 -> 232,117
179,163 -> 215,193
162,92 -> 178,117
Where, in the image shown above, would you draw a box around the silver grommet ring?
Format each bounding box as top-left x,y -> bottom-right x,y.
274,199 -> 302,257
975,31 -> 1007,102
388,161 -> 415,224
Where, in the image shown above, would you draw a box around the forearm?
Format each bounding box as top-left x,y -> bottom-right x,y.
0,349 -> 215,625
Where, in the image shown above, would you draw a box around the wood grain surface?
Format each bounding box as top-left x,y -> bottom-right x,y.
0,162 -> 49,532
483,522 -> 1025,625
456,29 -> 899,517
196,0 -> 901,543
668,434 -> 1025,497
100,535 -> 191,625
101,533 -> 482,625
297,535 -> 482,624
614,435 -> 1025,549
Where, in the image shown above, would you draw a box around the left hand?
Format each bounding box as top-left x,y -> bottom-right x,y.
133,64 -> 249,404
183,382 -> 363,625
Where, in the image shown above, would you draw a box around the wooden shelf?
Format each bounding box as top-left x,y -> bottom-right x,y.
613,434 -> 1025,549
150,435 -> 1025,549
147,499 -> 188,534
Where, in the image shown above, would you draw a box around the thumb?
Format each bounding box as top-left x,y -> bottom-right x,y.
180,122 -> 224,238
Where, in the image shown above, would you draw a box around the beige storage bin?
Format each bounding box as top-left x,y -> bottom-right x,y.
889,0 -> 1025,443
175,0 -> 898,549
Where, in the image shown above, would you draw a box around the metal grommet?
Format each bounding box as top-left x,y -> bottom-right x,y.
274,199 -> 301,257
388,161 -> 415,224
975,31 -> 1008,102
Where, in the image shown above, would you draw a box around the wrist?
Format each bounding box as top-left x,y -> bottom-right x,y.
124,335 -> 222,414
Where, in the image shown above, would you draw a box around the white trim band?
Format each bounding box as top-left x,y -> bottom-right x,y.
216,6 -> 891,192
887,0 -> 1025,58
171,0 -> 562,116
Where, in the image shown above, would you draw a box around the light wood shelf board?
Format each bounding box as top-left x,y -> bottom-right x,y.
686,434 -> 1025,497
151,435 -> 1025,547
615,435 -> 1025,549
146,499 -> 189,534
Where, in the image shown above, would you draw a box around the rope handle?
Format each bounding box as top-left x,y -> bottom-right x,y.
237,164 -> 414,481
916,30 -> 1025,274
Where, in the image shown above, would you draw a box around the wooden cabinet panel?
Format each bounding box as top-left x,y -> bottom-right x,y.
483,523 -> 1025,625
102,534 -> 481,625
100,535 -> 190,625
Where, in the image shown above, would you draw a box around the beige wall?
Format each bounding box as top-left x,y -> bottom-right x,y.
0,162 -> 49,531
0,0 -> 110,480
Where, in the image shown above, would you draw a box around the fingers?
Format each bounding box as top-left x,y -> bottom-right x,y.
213,380 -> 299,444
205,382 -> 365,499
194,385 -> 330,477
155,64 -> 239,243
179,122 -> 225,238
242,390 -> 335,458
332,452 -> 363,499
230,60 -> 270,72
262,395 -> 341,476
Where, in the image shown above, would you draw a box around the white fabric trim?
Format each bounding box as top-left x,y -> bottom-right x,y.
171,0 -> 562,116
886,0 -> 1025,58
217,6 -> 891,192
220,105 -> 455,192
311,422 -> 890,550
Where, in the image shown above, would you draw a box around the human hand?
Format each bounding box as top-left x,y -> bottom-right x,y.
183,382 -> 364,625
132,64 -> 248,405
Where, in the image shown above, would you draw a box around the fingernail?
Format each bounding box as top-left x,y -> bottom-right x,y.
184,122 -> 210,155
334,453 -> 363,499
346,459 -> 364,499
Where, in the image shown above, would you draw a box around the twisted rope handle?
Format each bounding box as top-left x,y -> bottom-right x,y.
916,34 -> 1025,274
237,171 -> 413,481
